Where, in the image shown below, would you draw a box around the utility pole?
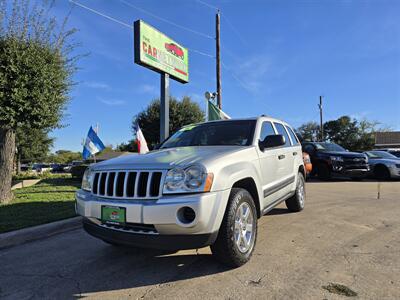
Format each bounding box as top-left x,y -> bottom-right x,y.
318,96 -> 323,141
216,10 -> 222,109
160,73 -> 170,142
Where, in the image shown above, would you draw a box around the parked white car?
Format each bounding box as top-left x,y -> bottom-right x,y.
32,163 -> 52,174
76,117 -> 306,267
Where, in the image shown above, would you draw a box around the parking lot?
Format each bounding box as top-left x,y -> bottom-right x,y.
0,180 -> 399,300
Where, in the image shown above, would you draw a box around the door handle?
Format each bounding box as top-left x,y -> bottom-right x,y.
293,152 -> 298,156
278,154 -> 285,160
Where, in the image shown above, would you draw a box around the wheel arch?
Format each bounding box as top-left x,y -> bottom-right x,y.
298,164 -> 306,178
232,177 -> 261,218
374,163 -> 389,174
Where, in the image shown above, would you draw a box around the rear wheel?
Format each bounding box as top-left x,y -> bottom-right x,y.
286,173 -> 306,212
374,165 -> 390,180
211,188 -> 257,268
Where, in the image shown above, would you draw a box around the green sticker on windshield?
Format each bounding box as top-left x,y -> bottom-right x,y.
181,125 -> 195,131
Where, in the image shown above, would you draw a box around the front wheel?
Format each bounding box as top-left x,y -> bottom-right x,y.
285,173 -> 306,212
210,188 -> 258,268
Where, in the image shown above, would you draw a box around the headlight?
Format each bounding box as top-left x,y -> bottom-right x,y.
163,165 -> 213,194
81,168 -> 93,191
164,168 -> 186,190
330,156 -> 344,162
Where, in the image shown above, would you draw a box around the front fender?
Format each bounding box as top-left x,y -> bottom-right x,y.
211,160 -> 263,204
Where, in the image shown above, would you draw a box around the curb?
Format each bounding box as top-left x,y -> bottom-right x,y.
0,216 -> 82,250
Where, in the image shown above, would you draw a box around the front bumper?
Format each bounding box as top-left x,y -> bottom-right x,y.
388,165 -> 400,179
331,162 -> 369,177
76,189 -> 230,248
83,218 -> 218,250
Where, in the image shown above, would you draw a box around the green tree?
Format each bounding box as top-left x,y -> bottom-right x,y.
297,122 -> 320,142
47,150 -> 81,164
323,116 -> 359,150
133,96 -> 205,148
116,140 -> 138,152
0,1 -> 77,203
16,127 -> 54,165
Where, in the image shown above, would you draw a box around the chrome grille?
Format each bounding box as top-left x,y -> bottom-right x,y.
91,170 -> 164,199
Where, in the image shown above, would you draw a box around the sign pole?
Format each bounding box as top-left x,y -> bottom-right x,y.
160,73 -> 170,142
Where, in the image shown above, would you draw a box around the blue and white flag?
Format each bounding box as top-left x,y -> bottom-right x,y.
82,126 -> 105,160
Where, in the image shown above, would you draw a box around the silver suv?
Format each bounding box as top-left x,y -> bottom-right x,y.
76,117 -> 306,267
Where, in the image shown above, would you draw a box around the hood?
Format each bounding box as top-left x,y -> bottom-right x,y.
92,146 -> 248,171
319,151 -> 366,158
368,158 -> 400,165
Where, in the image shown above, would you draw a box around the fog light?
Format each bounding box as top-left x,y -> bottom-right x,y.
177,207 -> 196,224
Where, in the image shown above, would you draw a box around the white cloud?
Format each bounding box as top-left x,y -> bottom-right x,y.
98,97 -> 126,106
85,81 -> 111,90
226,54 -> 288,95
236,56 -> 272,93
138,84 -> 158,95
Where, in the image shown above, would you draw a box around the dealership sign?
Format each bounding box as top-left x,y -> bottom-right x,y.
134,20 -> 189,83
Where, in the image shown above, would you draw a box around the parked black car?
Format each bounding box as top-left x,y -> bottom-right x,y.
302,142 -> 369,180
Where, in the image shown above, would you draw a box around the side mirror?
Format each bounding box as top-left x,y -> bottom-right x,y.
259,134 -> 285,151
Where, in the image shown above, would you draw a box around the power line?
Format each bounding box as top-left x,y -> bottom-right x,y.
221,13 -> 247,46
196,0 -> 219,11
189,48 -> 215,58
221,61 -> 248,91
69,0 -> 214,59
119,0 -> 214,40
69,0 -> 132,29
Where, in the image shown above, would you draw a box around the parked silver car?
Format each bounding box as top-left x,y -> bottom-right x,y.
364,151 -> 400,180
76,117 -> 306,267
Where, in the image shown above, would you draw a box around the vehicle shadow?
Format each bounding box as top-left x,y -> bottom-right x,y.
71,244 -> 230,298
266,208 -> 292,215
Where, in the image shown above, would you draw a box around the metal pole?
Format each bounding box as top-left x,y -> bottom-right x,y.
160,73 -> 170,142
216,11 -> 222,109
319,96 -> 323,141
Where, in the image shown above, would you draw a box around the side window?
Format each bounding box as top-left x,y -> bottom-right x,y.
259,121 -> 276,141
273,123 -> 291,147
285,125 -> 299,145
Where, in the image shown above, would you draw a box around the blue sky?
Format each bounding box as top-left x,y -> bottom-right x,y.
51,0 -> 400,152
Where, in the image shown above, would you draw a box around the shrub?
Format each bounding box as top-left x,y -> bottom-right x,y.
12,171 -> 71,181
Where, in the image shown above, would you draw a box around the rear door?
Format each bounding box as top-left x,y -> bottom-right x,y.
285,124 -> 302,174
256,121 -> 281,208
271,122 -> 296,196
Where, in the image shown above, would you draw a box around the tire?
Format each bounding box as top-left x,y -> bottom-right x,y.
317,163 -> 331,180
286,173 -> 306,212
210,188 -> 258,268
374,165 -> 390,180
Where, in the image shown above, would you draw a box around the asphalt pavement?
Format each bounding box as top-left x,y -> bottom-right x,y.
0,180 -> 399,299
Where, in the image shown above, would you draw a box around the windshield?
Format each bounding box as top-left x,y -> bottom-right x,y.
160,120 -> 256,149
366,151 -> 398,159
314,142 -> 346,152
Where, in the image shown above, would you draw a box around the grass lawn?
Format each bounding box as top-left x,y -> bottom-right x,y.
0,177 -> 81,233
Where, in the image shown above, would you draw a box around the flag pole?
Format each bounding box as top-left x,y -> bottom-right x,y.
205,98 -> 209,122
